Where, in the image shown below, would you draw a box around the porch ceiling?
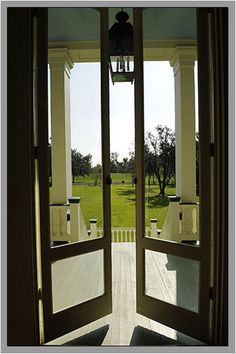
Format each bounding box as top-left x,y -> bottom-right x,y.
48,8 -> 197,63
48,8 -> 196,42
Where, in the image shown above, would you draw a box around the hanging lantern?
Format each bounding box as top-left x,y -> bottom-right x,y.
109,10 -> 134,84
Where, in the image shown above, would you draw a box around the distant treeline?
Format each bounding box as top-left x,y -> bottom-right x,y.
49,125 -> 199,196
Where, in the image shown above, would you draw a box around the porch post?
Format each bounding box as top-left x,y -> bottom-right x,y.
170,47 -> 197,203
49,49 -> 73,204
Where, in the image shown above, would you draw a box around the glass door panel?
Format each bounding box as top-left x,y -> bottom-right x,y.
145,250 -> 200,313
39,8 -> 112,343
51,250 -> 105,313
48,9 -> 103,246
109,7 -> 136,240
143,7 -> 200,245
134,8 -> 211,343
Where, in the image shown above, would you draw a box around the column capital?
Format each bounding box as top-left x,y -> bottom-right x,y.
48,48 -> 74,77
170,46 -> 197,75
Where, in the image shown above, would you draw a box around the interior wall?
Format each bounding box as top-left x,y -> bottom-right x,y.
7,8 -> 39,345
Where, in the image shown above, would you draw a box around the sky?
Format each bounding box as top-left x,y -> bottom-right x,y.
49,61 -> 198,166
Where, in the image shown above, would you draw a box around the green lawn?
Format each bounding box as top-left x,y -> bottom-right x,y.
74,172 -> 175,186
50,173 -> 176,229
72,182 -> 176,229
73,173 -> 133,184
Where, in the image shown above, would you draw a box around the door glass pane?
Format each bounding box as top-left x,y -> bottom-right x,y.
142,8 -> 200,245
145,250 -> 200,313
109,8 -> 136,242
52,250 -> 104,313
48,9 -> 103,246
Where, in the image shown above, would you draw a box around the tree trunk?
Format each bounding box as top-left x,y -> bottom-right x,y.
160,186 -> 165,196
159,180 -> 165,196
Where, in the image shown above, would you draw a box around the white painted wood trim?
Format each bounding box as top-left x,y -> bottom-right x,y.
48,40 -> 197,63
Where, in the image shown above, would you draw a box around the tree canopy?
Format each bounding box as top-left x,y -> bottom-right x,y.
71,149 -> 92,182
48,125 -> 182,194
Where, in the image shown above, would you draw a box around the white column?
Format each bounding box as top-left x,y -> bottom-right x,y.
49,49 -> 73,204
170,47 -> 197,203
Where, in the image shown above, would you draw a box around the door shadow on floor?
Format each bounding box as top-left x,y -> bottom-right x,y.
60,324 -> 205,346
62,325 -> 109,346
129,326 -> 204,346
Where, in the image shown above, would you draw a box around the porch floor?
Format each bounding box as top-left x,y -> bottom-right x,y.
47,243 -> 203,346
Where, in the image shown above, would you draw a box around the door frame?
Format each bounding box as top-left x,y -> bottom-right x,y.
6,4 -> 229,348
206,8 -> 229,346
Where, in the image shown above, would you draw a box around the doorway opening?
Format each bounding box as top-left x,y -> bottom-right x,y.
6,5 -> 229,348
43,7 -> 208,346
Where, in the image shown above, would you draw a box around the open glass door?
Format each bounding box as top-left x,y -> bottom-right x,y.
134,8 -> 211,343
35,8 -> 112,343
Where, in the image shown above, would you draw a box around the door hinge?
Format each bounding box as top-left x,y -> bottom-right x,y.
179,212 -> 182,221
34,146 -> 39,159
210,143 -> 214,157
209,286 -> 214,299
38,288 -> 43,301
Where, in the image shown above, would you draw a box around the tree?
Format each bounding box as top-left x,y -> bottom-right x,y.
91,164 -> 102,186
128,151 -> 135,185
120,157 -> 129,174
146,125 -> 175,196
71,149 -> 92,183
144,143 -> 156,189
110,152 -> 119,173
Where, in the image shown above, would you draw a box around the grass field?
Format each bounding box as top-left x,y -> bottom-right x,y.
74,173 -> 133,184
50,173 -> 176,229
72,181 -> 176,229
73,173 -> 174,186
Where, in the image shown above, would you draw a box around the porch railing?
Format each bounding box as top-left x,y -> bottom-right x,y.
50,199 -> 199,244
49,208 -> 159,243
96,227 -> 152,242
50,197 -> 88,243
160,197 -> 199,242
